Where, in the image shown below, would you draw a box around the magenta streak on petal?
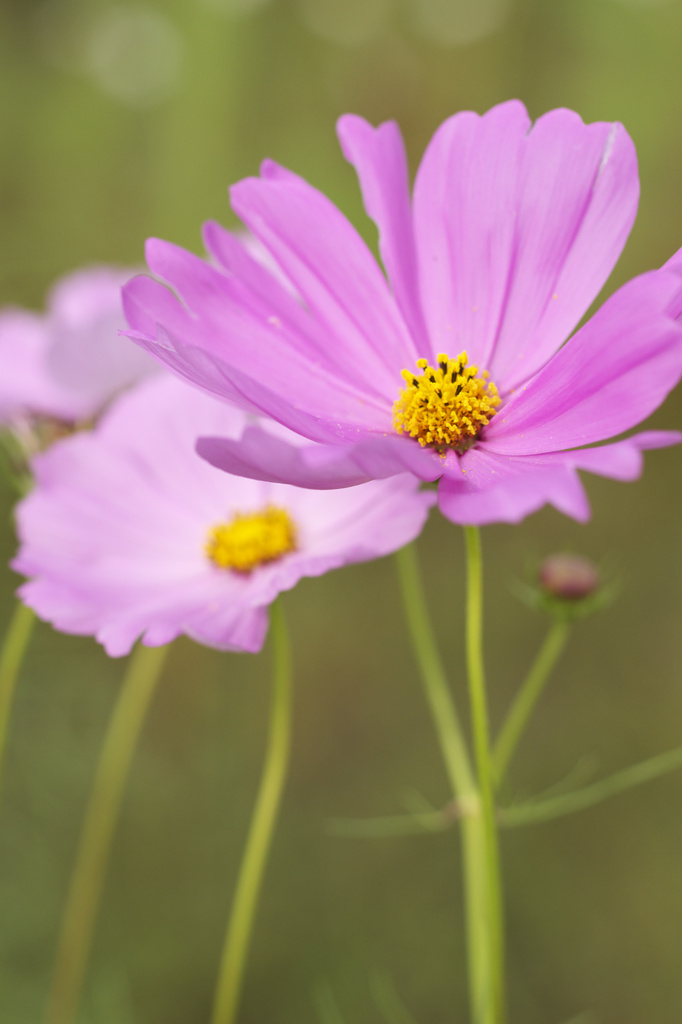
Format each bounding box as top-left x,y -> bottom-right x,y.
483,270 -> 682,455
229,161 -> 416,390
337,114 -> 426,357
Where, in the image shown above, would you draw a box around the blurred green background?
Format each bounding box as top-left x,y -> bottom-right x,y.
2,0 -> 682,1021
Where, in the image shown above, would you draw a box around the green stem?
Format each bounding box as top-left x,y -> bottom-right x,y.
395,546 -> 474,798
395,545 -> 490,1024
492,620 -> 570,786
370,971 -> 419,1024
210,600 -> 293,1024
501,745 -> 682,827
327,809 -> 451,838
463,526 -> 505,1024
0,602 -> 35,796
44,643 -> 169,1024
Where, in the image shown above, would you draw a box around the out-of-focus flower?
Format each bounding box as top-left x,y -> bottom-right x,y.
539,553 -> 600,601
122,100 -> 682,526
0,265 -> 157,430
12,376 -> 434,656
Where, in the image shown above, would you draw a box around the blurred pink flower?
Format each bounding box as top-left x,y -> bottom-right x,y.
12,375 -> 434,656
0,265 -> 157,427
123,100 -> 682,525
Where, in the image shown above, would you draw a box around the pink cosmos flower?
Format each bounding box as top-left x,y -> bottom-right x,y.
122,100 -> 682,525
0,265 -> 157,427
12,375 -> 434,656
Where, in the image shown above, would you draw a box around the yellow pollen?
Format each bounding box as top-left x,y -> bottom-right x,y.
393,351 -> 501,451
206,506 -> 297,573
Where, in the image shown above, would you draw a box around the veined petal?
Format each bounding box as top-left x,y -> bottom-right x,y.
414,100 -> 529,367
489,109 -> 638,388
230,160 -> 416,389
438,430 -> 681,525
438,456 -> 589,526
167,227 -> 390,400
198,427 -> 374,487
123,273 -> 392,438
197,426 -> 444,488
337,114 -> 426,354
483,270 -> 682,455
413,101 -> 639,388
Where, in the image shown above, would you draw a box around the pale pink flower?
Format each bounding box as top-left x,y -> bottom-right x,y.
13,376 -> 434,655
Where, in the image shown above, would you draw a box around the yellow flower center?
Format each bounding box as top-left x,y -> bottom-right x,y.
206,506 -> 297,573
393,351 -> 501,452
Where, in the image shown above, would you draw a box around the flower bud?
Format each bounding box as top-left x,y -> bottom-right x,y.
539,553 -> 600,601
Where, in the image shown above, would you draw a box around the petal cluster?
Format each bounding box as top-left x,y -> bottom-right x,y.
123,101 -> 682,524
13,376 -> 434,656
0,265 -> 158,426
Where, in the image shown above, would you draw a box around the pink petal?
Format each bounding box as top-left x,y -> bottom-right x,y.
146,236 -> 332,374
45,266 -> 158,414
154,228 -> 397,405
438,430 -> 681,526
414,100 -> 529,366
337,114 -> 426,355
438,459 -> 590,526
124,272 -> 391,439
230,160 -> 416,390
14,373 -> 434,656
663,244 -> 682,320
0,310 -> 75,422
413,101 -> 639,389
483,270 -> 682,455
197,426 -> 445,487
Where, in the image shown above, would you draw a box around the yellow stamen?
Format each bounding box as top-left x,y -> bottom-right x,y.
393,351 -> 501,452
206,506 -> 297,573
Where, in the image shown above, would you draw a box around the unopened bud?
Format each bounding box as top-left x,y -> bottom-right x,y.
539,553 -> 600,601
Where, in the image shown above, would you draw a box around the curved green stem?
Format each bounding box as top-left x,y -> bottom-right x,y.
396,545 -> 492,1024
0,602 -> 35,796
210,600 -> 292,1024
395,546 -> 474,798
463,526 -> 505,1024
493,620 -> 570,787
44,643 -> 169,1024
501,745 -> 682,827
